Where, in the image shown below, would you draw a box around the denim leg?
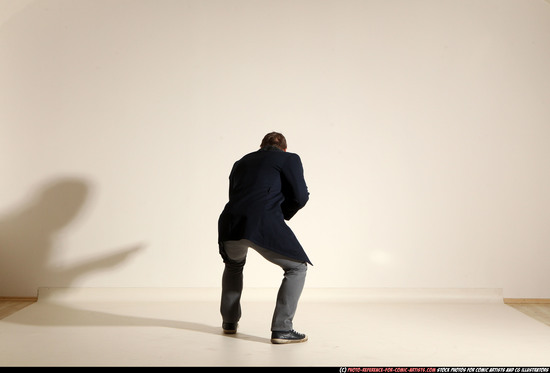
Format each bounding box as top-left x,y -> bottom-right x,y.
249,242 -> 307,332
220,241 -> 248,324
220,239 -> 307,331
271,261 -> 307,331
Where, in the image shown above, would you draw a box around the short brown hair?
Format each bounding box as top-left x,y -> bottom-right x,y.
260,132 -> 287,150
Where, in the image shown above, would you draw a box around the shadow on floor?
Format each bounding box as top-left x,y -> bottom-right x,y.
3,301 -> 271,344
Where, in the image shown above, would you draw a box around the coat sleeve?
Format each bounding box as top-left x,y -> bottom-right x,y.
280,153 -> 309,220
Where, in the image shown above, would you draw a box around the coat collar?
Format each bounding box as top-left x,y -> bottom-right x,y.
260,145 -> 284,152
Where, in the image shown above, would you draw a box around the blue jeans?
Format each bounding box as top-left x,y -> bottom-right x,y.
220,239 -> 307,331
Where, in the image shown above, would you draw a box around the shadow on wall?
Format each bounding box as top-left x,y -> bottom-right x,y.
0,177 -> 143,297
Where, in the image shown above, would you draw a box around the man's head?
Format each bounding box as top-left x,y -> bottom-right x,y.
260,132 -> 287,151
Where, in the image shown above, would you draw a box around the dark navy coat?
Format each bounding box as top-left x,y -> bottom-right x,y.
218,146 -> 311,264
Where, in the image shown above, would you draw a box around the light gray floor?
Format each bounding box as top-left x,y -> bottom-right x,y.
1,288 -> 550,367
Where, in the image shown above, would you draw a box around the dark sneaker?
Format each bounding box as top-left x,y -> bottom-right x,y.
271,330 -> 308,344
222,322 -> 238,334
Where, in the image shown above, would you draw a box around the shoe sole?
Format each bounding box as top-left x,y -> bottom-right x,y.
223,329 -> 237,334
271,336 -> 308,344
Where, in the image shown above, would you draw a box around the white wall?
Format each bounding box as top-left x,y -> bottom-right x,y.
1,0 -> 549,298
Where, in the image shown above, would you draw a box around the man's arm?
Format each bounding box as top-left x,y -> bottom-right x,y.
280,154 -> 309,220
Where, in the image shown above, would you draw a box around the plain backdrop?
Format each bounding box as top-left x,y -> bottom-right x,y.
1,0 -> 549,298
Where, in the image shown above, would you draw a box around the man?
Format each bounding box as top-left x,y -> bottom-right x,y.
218,132 -> 311,344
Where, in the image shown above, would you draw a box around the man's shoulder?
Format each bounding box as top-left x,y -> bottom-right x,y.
237,149 -> 302,166
244,149 -> 299,157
